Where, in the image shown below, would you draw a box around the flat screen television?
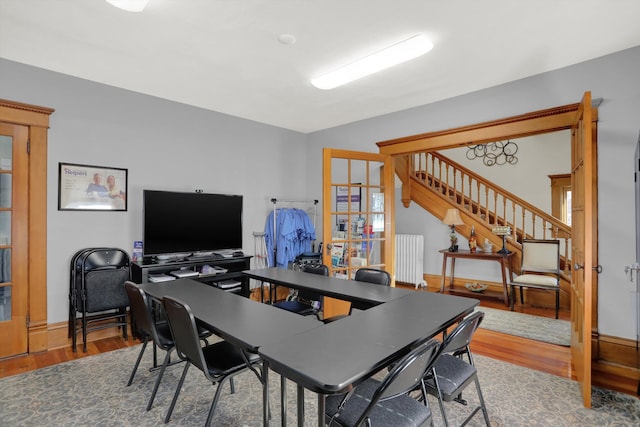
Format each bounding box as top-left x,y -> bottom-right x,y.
143,190 -> 243,258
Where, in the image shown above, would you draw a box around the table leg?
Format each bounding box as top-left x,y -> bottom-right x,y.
281,375 -> 287,427
440,254 -> 448,293
500,259 -> 510,306
317,394 -> 325,427
297,384 -> 304,427
263,360 -> 270,427
152,344 -> 158,368
449,258 -> 456,289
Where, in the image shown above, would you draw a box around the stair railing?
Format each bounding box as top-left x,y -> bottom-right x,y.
409,152 -> 572,275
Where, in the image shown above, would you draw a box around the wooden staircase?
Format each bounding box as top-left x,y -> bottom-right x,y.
395,152 -> 572,304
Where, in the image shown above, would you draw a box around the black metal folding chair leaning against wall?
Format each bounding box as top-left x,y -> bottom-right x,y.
68,247 -> 130,352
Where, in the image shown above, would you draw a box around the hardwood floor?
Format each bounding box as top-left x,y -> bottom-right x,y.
420,287 -> 637,397
0,336 -> 138,379
0,285 -> 635,398
467,295 -> 573,379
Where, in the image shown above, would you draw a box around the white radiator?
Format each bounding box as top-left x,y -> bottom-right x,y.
395,234 -> 427,289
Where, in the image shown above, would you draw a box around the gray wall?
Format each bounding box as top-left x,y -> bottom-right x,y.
2,45 -> 640,340
0,59 -> 309,324
307,46 -> 640,340
442,131 -> 572,215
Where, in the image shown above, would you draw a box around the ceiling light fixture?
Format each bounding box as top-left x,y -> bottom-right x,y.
105,0 -> 150,12
311,34 -> 433,90
278,34 -> 297,45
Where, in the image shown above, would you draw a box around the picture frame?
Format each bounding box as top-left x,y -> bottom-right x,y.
58,162 -> 128,211
335,184 -> 361,227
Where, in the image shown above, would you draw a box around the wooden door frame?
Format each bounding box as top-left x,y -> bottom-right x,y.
376,100 -> 599,338
0,99 -> 53,353
549,173 -> 572,225
376,103 -> 593,155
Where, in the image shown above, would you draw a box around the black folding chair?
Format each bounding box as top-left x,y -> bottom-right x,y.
162,296 -> 262,426
69,248 -> 130,352
272,262 -> 328,316
325,339 -> 441,427
422,311 -> 491,427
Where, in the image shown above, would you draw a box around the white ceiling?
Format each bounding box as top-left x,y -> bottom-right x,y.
2,0 -> 640,133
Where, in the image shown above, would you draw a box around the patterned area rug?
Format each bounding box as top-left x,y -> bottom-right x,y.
477,306 -> 571,346
1,344 -> 638,426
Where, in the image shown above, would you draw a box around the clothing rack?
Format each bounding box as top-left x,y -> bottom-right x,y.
258,198 -> 319,303
268,198 -> 318,268
270,197 -> 318,228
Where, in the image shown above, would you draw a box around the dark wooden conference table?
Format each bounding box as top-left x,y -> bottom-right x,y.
139,278 -> 323,426
138,278 -> 322,354
243,267 -> 411,309
140,269 -> 478,427
246,268 -> 479,427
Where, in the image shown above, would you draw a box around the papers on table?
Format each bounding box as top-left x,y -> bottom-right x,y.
216,279 -> 241,290
170,269 -> 199,278
148,273 -> 176,283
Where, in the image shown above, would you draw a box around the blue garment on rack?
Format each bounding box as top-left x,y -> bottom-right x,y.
265,208 -> 316,268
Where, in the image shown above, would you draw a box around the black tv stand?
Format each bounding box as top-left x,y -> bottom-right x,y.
132,255 -> 252,297
153,254 -> 189,263
187,253 -> 223,261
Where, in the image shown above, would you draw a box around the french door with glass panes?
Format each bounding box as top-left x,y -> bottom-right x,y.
0,123 -> 29,358
322,148 -> 395,319
570,92 -> 596,408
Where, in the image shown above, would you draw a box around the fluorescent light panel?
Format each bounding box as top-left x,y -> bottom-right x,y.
311,34 -> 433,90
105,0 -> 150,12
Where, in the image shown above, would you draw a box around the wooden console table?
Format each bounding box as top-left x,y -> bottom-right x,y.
439,249 -> 515,306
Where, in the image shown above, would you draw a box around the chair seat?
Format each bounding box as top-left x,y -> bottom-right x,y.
425,354 -> 477,401
202,340 -> 260,378
325,378 -> 432,427
512,274 -> 558,288
273,300 -> 316,316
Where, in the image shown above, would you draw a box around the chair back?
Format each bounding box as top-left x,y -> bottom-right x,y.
77,248 -> 130,312
162,296 -> 209,373
520,239 -> 560,274
125,281 -> 170,349
352,339 -> 442,426
302,263 -> 329,276
299,263 -> 328,302
82,248 -> 130,271
442,311 -> 484,355
354,268 -> 391,286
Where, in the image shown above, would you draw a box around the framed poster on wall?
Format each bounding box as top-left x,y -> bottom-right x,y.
335,184 -> 361,228
58,162 -> 128,211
